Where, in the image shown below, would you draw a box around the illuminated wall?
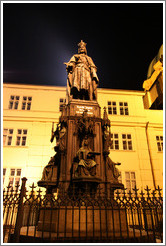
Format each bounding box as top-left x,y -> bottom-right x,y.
3,83 -> 163,191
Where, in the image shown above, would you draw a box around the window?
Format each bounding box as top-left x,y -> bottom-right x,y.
122,134 -> 133,150
125,172 -> 136,192
156,136 -> 163,152
110,133 -> 119,150
118,171 -> 122,183
9,168 -> 21,188
3,168 -> 6,184
119,102 -> 129,115
3,128 -> 14,146
8,95 -> 20,110
16,129 -> 28,146
22,96 -> 32,110
107,101 -> 117,115
59,98 -> 66,112
115,171 -> 123,195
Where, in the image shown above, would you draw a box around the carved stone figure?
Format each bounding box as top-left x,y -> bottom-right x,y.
50,121 -> 67,152
41,151 -> 61,182
64,40 -> 99,101
75,109 -> 95,147
41,156 -> 56,181
102,108 -> 112,154
74,137 -> 97,177
103,125 -> 112,154
106,156 -> 121,183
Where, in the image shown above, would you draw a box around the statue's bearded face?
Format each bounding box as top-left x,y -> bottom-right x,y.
78,46 -> 87,54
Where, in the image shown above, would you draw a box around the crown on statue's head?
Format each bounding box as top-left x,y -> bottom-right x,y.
78,40 -> 87,54
78,40 -> 87,47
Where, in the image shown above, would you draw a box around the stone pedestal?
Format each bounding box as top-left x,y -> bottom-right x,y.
38,206 -> 128,236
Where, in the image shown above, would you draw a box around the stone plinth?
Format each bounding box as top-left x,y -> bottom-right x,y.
38,206 -> 128,235
62,99 -> 101,118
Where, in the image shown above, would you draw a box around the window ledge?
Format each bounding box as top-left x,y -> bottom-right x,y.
110,149 -> 135,152
3,146 -> 28,148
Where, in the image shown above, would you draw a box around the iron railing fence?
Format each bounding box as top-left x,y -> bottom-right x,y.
3,178 -> 163,243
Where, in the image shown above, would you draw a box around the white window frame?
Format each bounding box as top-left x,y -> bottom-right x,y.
3,128 -> 14,146
16,129 -> 28,146
119,102 -> 129,115
156,135 -> 163,152
107,101 -> 117,115
110,133 -> 119,150
125,171 -> 136,192
8,95 -> 20,110
9,168 -> 22,188
122,134 -> 133,150
59,98 -> 66,112
22,96 -> 32,110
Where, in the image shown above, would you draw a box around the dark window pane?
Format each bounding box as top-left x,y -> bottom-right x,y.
17,169 -> 21,176
10,169 -> 15,176
128,144 -> 132,150
120,108 -> 124,115
16,136 -> 21,145
27,103 -> 31,110
23,129 -> 27,134
18,129 -> 22,134
22,102 -> 26,110
9,129 -> 13,134
125,108 -> 129,115
108,108 -> 112,114
123,141 -> 127,149
9,178 -> 14,185
131,172 -> 135,179
3,168 -> 6,176
7,136 -> 12,145
9,101 -> 13,109
113,107 -> 117,114
14,101 -> 18,109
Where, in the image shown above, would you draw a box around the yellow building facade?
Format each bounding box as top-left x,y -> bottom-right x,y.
3,83 -> 163,191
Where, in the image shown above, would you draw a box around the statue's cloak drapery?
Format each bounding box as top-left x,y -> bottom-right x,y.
67,54 -> 99,92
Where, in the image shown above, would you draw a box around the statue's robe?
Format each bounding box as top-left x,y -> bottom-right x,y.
67,54 -> 99,99
75,146 -> 96,177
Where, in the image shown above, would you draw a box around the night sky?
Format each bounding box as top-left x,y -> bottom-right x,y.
3,2 -> 163,91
